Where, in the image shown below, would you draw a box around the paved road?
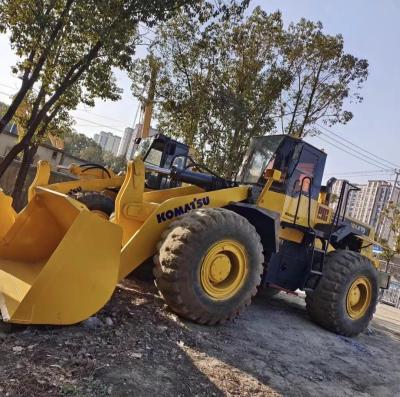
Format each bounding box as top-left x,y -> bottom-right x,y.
374,303 -> 400,335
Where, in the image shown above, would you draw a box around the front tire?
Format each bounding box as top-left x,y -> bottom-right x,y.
306,250 -> 378,336
154,208 -> 264,325
74,191 -> 115,219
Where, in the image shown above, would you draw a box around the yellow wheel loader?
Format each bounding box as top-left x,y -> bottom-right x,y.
0,134 -> 390,336
50,133 -> 191,218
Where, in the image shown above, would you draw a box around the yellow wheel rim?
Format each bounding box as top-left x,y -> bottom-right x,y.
346,276 -> 372,320
91,210 -> 109,220
200,240 -> 248,300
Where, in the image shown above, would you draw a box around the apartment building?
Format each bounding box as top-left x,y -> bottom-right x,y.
331,179 -> 400,242
117,127 -> 134,157
330,179 -> 362,218
353,181 -> 394,227
93,131 -> 121,156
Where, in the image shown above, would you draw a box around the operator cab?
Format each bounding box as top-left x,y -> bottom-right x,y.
134,134 -> 189,189
237,134 -> 326,202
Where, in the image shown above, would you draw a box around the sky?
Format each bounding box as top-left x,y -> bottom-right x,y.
0,0 -> 399,184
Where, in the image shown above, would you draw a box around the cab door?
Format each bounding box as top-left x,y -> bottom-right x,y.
281,146 -> 322,227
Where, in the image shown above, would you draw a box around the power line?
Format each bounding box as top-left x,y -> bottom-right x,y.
325,169 -> 395,176
314,134 -> 394,171
317,131 -> 396,170
74,108 -> 125,124
315,132 -> 395,171
73,116 -> 124,135
316,122 -> 400,169
0,82 -> 19,91
281,114 -> 397,171
0,91 -> 12,98
328,173 -> 395,179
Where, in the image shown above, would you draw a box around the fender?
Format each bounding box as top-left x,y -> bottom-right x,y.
226,202 -> 280,254
331,219 -> 371,245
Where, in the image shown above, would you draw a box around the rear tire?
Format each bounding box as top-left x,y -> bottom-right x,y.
74,191 -> 115,218
306,250 -> 378,336
154,208 -> 264,325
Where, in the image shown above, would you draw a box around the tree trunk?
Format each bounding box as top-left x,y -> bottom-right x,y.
299,61 -> 324,136
12,145 -> 38,211
0,140 -> 28,178
0,82 -> 31,133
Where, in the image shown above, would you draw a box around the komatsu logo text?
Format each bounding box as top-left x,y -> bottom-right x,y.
156,197 -> 210,223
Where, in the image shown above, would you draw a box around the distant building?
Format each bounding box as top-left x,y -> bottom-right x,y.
330,179 -> 362,218
354,181 -> 395,228
93,131 -> 121,156
125,123 -> 159,160
117,127 -> 134,158
0,127 -> 86,171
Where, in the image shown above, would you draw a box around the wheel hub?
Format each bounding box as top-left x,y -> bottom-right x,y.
200,240 -> 247,300
346,276 -> 372,320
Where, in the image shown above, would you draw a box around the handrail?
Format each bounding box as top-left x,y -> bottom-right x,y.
342,186 -> 361,221
327,180 -> 361,254
293,176 -> 313,229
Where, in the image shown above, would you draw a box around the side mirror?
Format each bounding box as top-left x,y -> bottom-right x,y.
264,168 -> 282,182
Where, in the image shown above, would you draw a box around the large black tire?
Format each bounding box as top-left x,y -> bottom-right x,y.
74,191 -> 115,218
306,250 -> 378,336
154,208 -> 264,325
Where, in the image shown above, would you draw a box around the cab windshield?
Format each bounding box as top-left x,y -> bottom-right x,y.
134,137 -> 165,167
236,135 -> 285,184
133,137 -> 155,159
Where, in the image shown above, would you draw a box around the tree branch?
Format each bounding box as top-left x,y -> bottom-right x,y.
299,60 -> 324,135
0,0 -> 75,134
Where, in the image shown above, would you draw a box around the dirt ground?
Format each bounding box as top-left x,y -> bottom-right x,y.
1,278 -> 400,397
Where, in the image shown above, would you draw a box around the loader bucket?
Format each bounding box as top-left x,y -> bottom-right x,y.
0,188 -> 122,325
0,190 -> 16,240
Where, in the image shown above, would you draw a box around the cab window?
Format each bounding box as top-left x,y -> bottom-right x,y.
288,148 -> 320,198
145,147 -> 163,166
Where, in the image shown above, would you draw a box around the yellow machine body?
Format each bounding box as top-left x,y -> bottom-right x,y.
0,158 -> 248,325
0,188 -> 122,324
0,189 -> 17,240
0,134 -> 380,325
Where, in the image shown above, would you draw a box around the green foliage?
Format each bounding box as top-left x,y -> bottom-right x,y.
0,100 -> 16,127
131,5 -> 368,176
63,130 -> 102,163
281,19 -> 369,136
0,0 -> 242,172
131,7 -> 289,177
79,145 -> 104,164
13,92 -> 75,145
379,202 -> 400,264
102,151 -> 126,173
0,102 -> 8,116
63,130 -> 127,169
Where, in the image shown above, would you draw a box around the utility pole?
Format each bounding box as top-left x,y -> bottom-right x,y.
379,169 -> 400,274
140,55 -> 159,139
